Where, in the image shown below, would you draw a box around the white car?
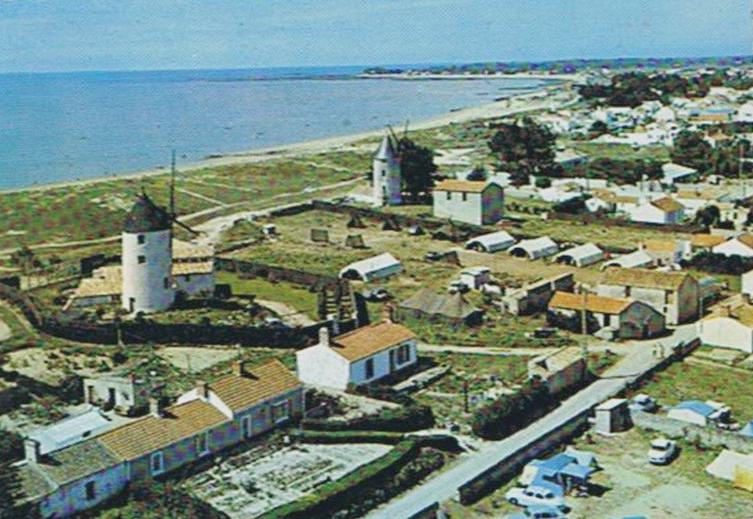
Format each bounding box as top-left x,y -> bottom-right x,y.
505,485 -> 568,510
648,438 -> 677,464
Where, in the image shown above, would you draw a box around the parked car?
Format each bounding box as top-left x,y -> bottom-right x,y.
263,316 -> 288,328
504,504 -> 569,519
629,393 -> 658,413
648,438 -> 677,465
361,287 -> 390,302
505,486 -> 568,510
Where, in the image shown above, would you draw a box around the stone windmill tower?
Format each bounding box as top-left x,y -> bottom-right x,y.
372,131 -> 402,206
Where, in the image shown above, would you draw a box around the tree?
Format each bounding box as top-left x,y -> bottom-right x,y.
588,120 -> 609,138
535,176 -> 552,189
466,165 -> 488,181
488,118 -> 556,182
398,138 -> 437,200
0,429 -> 24,518
695,205 -> 721,227
671,131 -> 713,173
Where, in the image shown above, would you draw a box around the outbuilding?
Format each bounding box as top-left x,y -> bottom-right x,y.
339,252 -> 402,282
698,302 -> 753,354
459,266 -> 492,290
465,230 -> 516,253
432,179 -> 505,226
668,400 -> 730,427
662,162 -> 698,184
600,249 -> 654,270
552,243 -> 605,267
509,236 -> 559,260
713,234 -> 753,258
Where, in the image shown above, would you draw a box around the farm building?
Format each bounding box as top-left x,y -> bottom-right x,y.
339,252 -> 402,282
547,291 -> 665,339
552,243 -> 604,267
500,273 -> 575,316
397,288 -> 483,326
662,162 -> 698,184
690,233 -> 727,253
432,179 -> 505,226
626,196 -> 686,225
639,239 -> 691,266
667,400 -> 730,427
597,268 -> 699,325
296,322 -> 417,390
698,301 -> 753,353
465,230 -> 516,253
509,236 -> 559,260
600,249 -> 654,270
527,347 -> 587,396
458,266 -> 492,290
83,374 -> 150,416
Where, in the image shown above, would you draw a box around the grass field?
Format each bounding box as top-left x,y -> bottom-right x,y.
216,271 -> 319,320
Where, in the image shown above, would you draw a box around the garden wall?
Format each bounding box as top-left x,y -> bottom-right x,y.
633,411 -> 753,454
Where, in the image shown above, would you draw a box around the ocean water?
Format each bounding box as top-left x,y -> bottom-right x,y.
0,66 -> 548,190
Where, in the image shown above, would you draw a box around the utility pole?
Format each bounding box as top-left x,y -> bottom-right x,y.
463,379 -> 470,413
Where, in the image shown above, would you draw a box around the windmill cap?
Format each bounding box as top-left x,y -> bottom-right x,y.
123,193 -> 172,233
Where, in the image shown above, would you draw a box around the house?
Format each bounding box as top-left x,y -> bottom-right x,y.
82,374 -> 150,416
690,233 -> 727,253
639,239 -> 691,266
527,347 -> 587,396
662,162 -> 698,185
296,322 -> 417,390
509,237 -> 559,260
667,400 -> 730,427
397,288 -> 483,326
465,230 -> 516,252
713,234 -> 753,258
500,273 -> 575,316
14,360 -> 303,518
339,252 -> 402,282
432,179 -> 505,225
548,291 -> 665,339
698,302 -> 753,353
552,243 -> 604,267
458,266 -> 491,290
626,197 -> 685,225
600,249 -> 654,270
597,268 -> 699,325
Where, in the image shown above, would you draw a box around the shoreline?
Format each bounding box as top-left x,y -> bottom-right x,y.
0,81 -> 573,196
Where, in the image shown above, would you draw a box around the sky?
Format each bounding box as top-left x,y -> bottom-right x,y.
0,0 -> 751,73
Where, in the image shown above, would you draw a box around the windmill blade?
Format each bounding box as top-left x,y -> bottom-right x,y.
386,124 -> 400,144
172,216 -> 201,236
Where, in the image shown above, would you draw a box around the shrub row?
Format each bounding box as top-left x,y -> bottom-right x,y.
258,439 -> 420,519
682,251 -> 753,276
302,404 -> 434,433
292,430 -> 404,445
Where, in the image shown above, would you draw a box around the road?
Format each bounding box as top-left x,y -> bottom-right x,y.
366,325 -> 698,519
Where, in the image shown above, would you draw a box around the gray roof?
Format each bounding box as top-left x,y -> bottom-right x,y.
28,408 -> 115,455
399,288 -> 480,320
37,438 -> 122,487
123,193 -> 171,233
374,134 -> 398,161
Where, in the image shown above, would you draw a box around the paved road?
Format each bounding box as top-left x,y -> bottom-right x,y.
366,325 -> 698,519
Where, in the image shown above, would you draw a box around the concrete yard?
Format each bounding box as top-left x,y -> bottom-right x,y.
186,442 -> 392,518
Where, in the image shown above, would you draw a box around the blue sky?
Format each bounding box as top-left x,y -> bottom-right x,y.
0,0 -> 750,73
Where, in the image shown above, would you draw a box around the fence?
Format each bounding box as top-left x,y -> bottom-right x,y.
633,411 -> 753,454
215,257 -> 342,290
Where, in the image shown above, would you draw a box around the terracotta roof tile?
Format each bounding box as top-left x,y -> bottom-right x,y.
329,321 -> 416,362
651,197 -> 684,213
691,234 -> 727,248
172,261 -> 214,276
549,291 -> 632,315
642,239 -> 681,254
209,359 -> 302,413
434,180 -> 492,193
98,400 -> 227,461
736,234 -> 753,250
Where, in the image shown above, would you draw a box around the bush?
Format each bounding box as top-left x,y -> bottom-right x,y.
292,430 -> 404,444
471,377 -> 554,440
682,251 -> 753,275
303,404 -> 434,433
0,429 -> 23,462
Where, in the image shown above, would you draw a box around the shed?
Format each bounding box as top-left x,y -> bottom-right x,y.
459,267 -> 491,290
668,400 -> 728,426
27,408 -> 117,456
465,231 -> 516,253
509,237 -> 559,260
339,253 -> 402,282
600,249 -> 654,270
552,243 -> 605,267
594,398 -> 631,434
662,162 -> 698,184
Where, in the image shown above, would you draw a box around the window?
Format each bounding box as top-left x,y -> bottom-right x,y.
625,286 -> 631,297
195,432 -> 209,456
241,416 -> 252,438
364,358 -> 374,379
462,192 -> 467,202
396,344 -> 411,364
150,452 -> 164,475
604,314 -> 611,327
137,255 -> 146,264
665,290 -> 672,304
446,192 -> 451,200
137,235 -> 145,245
271,401 -> 290,423
85,481 -> 96,501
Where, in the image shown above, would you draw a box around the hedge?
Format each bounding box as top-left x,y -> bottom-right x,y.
472,377 -> 554,440
258,440 -> 420,519
302,404 -> 434,433
292,430 -> 404,445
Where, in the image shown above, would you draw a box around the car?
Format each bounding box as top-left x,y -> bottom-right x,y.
648,437 -> 677,464
505,485 -> 567,510
629,393 -> 658,413
425,251 -> 443,262
504,504 -> 569,518
263,316 -> 288,328
361,287 -> 390,302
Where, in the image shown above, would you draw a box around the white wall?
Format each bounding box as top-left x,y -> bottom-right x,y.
698,317 -> 753,353
40,464 -> 129,518
122,229 -> 174,313
743,272 -> 753,297
296,345 -> 351,390
713,240 -> 753,258
433,191 -> 483,225
349,341 -> 417,385
373,155 -> 402,206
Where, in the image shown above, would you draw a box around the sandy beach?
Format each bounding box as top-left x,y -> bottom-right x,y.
0,80 -> 574,196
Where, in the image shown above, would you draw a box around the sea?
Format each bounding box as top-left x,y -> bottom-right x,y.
0,66 -> 550,190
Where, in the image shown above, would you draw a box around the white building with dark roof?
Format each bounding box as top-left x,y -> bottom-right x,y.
372,134 -> 402,206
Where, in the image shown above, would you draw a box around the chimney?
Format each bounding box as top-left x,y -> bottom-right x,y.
24,438 -> 40,464
149,396 -> 165,418
382,304 -> 395,323
232,360 -> 244,377
196,380 -> 209,400
319,326 -> 330,347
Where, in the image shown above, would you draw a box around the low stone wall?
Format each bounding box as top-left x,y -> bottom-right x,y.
216,257 -> 342,290
632,410 -> 753,454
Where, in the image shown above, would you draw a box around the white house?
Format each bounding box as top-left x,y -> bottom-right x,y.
712,234 -> 753,258
509,237 -> 559,260
662,163 -> 698,185
626,197 -> 685,225
296,322 -> 417,390
433,179 -> 505,226
372,134 -> 402,206
339,253 -> 402,282
552,243 -> 605,267
459,266 -> 491,290
465,230 -> 516,253
698,303 -> 753,353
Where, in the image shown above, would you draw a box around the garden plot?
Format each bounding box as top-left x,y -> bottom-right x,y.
187,443 -> 391,518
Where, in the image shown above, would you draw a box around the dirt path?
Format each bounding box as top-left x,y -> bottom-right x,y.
255,299 -> 317,327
